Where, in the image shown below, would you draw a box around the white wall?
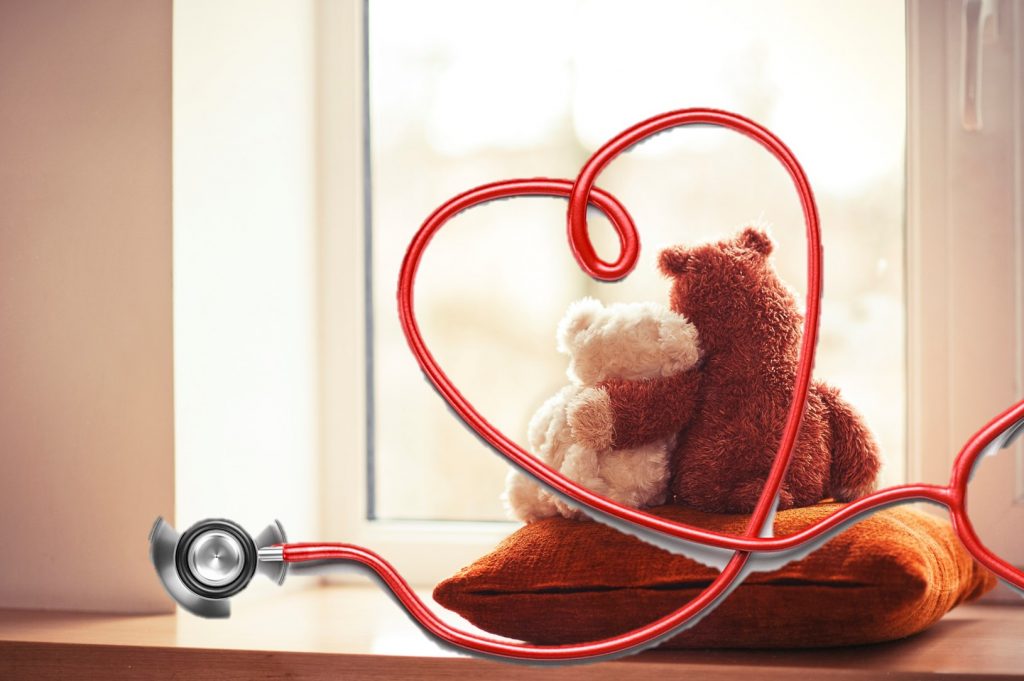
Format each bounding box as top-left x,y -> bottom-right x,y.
0,0 -> 174,612
173,0 -> 320,543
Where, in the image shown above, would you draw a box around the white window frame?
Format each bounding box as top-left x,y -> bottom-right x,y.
322,0 -> 1024,587
906,0 -> 1024,580
317,1 -> 515,586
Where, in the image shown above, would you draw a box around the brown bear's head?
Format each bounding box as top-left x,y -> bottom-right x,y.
657,227 -> 800,353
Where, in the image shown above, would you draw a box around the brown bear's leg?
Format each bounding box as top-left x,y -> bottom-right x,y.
724,478 -> 795,514
816,382 -> 881,501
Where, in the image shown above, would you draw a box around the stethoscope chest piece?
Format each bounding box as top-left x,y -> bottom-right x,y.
149,517 -> 287,618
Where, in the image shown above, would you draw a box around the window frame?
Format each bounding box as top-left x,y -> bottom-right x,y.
906,0 -> 1024,581
322,0 -> 1023,587
318,0 -> 516,586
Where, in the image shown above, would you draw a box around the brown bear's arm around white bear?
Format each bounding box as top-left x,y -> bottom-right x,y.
567,368 -> 703,451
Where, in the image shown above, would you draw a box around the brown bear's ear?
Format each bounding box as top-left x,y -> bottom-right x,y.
737,227 -> 773,256
658,246 -> 691,277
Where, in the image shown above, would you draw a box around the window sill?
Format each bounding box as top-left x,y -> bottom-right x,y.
1,584 -> 1022,680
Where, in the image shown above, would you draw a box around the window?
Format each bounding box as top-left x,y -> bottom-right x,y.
366,0 -> 907,526
174,0 -> 1023,589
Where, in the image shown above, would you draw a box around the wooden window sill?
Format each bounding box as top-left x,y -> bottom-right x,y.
1,584 -> 1022,680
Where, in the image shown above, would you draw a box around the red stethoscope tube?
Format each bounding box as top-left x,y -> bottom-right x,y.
398,111 -> 820,553
282,543 -> 749,660
277,109 -> 1024,662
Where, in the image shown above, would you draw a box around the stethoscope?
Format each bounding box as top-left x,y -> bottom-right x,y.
150,108 -> 1024,664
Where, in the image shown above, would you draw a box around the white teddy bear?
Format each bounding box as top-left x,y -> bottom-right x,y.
503,297 -> 701,523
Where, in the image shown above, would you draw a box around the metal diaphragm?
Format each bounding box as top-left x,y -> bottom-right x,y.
174,519 -> 257,599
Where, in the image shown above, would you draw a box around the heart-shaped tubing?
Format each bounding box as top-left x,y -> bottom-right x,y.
396,116 -> 825,553
398,112 -> 824,551
568,108 -> 822,544
396,177 -> 751,660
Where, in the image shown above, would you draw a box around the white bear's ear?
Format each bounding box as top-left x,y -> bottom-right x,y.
556,297 -> 603,353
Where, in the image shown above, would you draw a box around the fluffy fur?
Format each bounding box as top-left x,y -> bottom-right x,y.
503,298 -> 702,522
570,228 -> 881,513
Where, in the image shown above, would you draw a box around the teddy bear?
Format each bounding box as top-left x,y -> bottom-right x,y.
568,227 -> 881,513
503,297 -> 703,523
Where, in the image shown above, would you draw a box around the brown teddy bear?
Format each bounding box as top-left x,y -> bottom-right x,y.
568,227 -> 881,513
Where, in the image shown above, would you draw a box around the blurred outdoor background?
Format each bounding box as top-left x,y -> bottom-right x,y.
368,0 -> 906,521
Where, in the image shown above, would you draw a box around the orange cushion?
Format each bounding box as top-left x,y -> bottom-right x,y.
433,503 -> 995,648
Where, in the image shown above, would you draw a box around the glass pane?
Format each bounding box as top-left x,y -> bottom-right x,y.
368,0 -> 906,521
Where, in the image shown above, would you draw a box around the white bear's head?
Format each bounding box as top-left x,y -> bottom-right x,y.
555,297 -> 701,385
